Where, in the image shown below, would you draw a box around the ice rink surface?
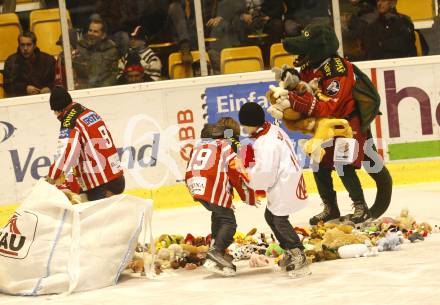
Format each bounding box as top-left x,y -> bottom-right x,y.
1,182 -> 439,305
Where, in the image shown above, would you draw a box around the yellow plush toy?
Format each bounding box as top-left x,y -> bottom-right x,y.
266,66 -> 353,162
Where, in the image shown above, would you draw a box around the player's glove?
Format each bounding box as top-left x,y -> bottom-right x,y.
288,91 -> 317,116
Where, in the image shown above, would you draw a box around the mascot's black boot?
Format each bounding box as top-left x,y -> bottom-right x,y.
349,200 -> 372,224
309,199 -> 340,225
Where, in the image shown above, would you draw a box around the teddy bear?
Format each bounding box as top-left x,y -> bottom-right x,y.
396,208 -> 415,231
266,65 -> 353,162
266,65 -> 319,132
322,228 -> 369,250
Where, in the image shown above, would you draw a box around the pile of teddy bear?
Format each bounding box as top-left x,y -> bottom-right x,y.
127,208 -> 438,275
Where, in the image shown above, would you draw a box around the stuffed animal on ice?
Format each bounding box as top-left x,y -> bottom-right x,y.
249,253 -> 270,267
266,65 -> 352,162
376,232 -> 404,252
337,243 -> 378,259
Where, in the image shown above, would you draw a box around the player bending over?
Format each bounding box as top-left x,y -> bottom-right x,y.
46,86 -> 125,201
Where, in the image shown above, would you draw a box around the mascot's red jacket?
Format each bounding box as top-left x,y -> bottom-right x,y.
288,56 -> 367,168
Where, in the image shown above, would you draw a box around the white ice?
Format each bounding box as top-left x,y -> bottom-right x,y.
1,182 -> 439,305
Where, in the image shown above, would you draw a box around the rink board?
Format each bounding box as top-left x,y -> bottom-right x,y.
1,56 -> 440,207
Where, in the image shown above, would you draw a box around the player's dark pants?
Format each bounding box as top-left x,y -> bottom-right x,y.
314,165 -> 365,203
264,208 -> 304,251
198,200 -> 237,253
85,175 -> 126,201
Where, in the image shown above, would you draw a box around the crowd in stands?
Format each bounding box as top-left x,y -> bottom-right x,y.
0,0 -> 430,98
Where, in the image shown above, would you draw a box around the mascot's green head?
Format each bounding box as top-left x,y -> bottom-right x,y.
283,24 -> 339,69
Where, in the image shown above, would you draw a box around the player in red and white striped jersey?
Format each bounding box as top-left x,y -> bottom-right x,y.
185,122 -> 255,274
46,86 -> 124,201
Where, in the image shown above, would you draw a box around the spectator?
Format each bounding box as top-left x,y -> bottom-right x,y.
118,26 -> 162,82
54,28 -> 79,87
259,0 -> 287,44
343,0 -> 377,60
183,0 -> 217,47
3,31 -> 55,97
238,0 -> 285,46
284,0 -> 332,37
117,54 -> 151,84
206,0 -> 246,73
141,0 -> 193,66
72,18 -> 119,89
94,0 -> 139,55
362,0 -> 416,60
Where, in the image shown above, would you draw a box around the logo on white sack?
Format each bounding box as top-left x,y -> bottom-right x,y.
0,212 -> 38,259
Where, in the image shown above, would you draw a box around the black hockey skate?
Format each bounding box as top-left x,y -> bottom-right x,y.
340,200 -> 372,224
309,199 -> 340,225
283,248 -> 311,278
203,248 -> 236,277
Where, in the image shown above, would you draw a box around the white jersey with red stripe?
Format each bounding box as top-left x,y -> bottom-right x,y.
185,139 -> 255,209
245,122 -> 308,216
48,103 -> 123,191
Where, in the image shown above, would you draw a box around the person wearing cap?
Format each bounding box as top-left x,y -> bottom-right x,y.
3,31 -> 56,97
46,86 -> 125,201
117,26 -> 162,82
237,102 -> 311,278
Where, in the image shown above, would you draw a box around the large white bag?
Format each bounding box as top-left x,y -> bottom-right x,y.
0,180 -> 153,295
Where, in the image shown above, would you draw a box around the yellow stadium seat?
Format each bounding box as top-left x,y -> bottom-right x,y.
270,43 -> 297,68
0,13 -> 21,64
397,0 -> 436,28
30,8 -> 71,56
0,72 -> 4,99
220,46 -> 264,74
168,51 -> 210,79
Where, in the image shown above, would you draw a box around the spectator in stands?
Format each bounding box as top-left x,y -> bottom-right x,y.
141,0 -> 193,66
118,26 -> 162,82
362,0 -> 416,60
117,53 -> 151,84
205,0 -> 246,73
284,0 -> 332,37
238,0 -> 284,46
343,0 -> 377,60
54,28 -> 79,87
94,0 -> 139,55
72,18 -> 119,89
3,31 -> 56,97
183,0 -> 217,47
259,0 -> 288,44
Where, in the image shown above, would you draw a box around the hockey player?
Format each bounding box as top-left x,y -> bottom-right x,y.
46,86 -> 125,201
238,102 -> 311,278
185,122 -> 256,276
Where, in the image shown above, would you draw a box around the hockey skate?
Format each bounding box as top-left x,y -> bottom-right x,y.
203,248 -> 236,277
283,248 -> 311,279
309,199 -> 340,225
339,200 -> 372,224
